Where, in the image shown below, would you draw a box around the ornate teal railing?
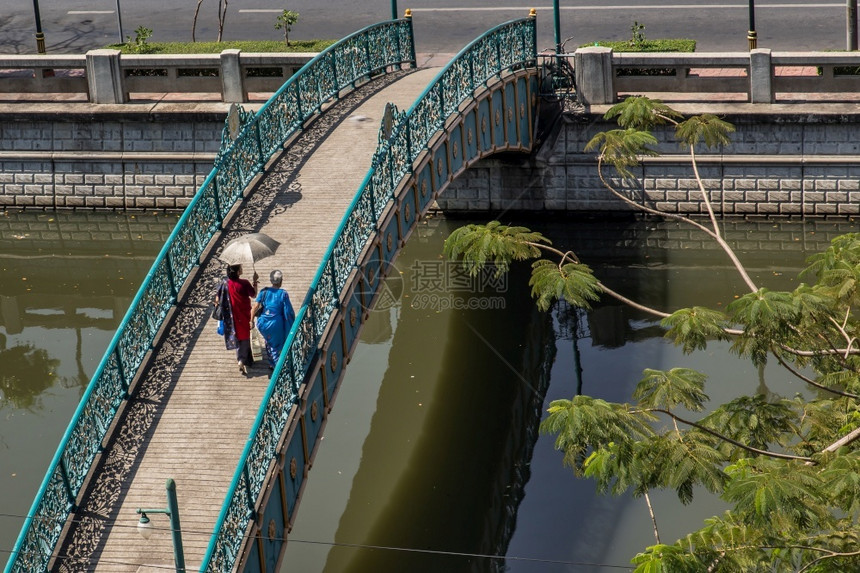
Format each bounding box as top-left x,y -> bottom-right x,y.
4,18 -> 414,573
201,14 -> 536,572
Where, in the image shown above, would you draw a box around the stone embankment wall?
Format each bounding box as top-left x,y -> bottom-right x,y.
439,109 -> 860,216
0,109 -> 224,209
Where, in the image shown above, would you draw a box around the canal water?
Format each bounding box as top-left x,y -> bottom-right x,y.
0,211 -> 854,571
0,210 -> 177,569
281,215 -> 857,573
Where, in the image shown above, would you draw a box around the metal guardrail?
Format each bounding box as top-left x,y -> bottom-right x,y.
201,12 -> 536,573
4,18 -> 414,573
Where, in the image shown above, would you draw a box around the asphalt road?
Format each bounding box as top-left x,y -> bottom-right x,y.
0,1 -> 852,55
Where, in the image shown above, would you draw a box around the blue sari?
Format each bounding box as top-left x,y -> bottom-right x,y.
255,287 -> 296,367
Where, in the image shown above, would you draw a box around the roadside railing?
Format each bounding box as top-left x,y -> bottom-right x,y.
200,12 -> 536,572
4,18 -> 415,573
573,48 -> 860,104
0,51 -> 318,103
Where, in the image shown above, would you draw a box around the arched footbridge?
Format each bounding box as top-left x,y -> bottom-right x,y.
6,12 -> 541,573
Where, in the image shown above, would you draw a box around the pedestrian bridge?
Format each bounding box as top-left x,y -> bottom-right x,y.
6,13 -> 540,573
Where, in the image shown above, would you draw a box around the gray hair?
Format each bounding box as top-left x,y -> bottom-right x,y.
270,269 -> 283,286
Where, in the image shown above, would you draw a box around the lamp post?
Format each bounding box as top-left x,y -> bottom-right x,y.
115,0 -> 125,44
31,0 -> 46,54
391,0 -> 397,20
136,478 -> 186,573
849,0 -> 858,50
553,0 -> 562,53
747,0 -> 757,50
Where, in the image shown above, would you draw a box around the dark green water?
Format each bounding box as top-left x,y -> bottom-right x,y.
0,211 -> 177,569
282,215 -> 858,573
0,211 -> 855,571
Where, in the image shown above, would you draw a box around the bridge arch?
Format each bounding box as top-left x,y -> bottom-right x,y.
225,15 -> 540,572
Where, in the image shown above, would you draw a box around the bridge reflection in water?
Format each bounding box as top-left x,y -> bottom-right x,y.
284,217 -> 860,572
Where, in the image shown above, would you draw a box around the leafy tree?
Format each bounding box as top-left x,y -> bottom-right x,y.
275,10 -> 300,46
443,96 -> 860,571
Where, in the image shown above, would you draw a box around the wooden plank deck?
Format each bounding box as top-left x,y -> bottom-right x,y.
54,67 -> 439,572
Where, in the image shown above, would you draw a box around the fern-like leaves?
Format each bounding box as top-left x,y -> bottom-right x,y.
633,368 -> 709,412
661,306 -> 730,354
529,259 -> 602,311
442,221 -> 548,276
540,396 -> 656,474
702,395 -> 796,452
585,128 -> 659,179
603,95 -> 682,130
675,114 -> 735,149
723,458 -> 826,531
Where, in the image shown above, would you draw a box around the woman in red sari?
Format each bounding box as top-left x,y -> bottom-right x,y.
226,263 -> 258,374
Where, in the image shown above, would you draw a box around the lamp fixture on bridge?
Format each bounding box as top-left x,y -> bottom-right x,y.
136,478 -> 186,573
30,0 -> 46,54
747,0 -> 757,50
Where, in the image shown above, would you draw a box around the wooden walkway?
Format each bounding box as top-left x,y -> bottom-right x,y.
55,67 -> 439,572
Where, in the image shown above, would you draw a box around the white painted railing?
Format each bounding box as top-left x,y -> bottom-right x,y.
0,50 -> 316,103
572,48 -> 860,104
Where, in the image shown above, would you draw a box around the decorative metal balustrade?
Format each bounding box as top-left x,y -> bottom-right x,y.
201,14 -> 536,572
4,18 -> 414,573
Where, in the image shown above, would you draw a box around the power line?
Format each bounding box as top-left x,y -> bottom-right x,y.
0,511 -> 635,570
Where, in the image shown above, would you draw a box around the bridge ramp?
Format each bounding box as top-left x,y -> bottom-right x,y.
56,67 -> 439,572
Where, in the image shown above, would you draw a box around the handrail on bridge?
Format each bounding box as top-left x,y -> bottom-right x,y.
4,18 -> 414,573
201,12 -> 536,572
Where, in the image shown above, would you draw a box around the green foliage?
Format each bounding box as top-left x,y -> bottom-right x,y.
723,458 -> 827,530
633,368 -> 709,411
702,396 -> 797,451
589,39 -> 697,53
106,39 -> 334,54
124,26 -> 154,54
629,21 -> 646,47
275,10 -> 300,45
541,395 -> 656,473
445,95 -> 860,571
528,259 -> 602,311
604,96 -> 682,130
442,221 -> 548,277
675,114 -> 735,149
661,307 -> 730,353
584,128 -> 659,179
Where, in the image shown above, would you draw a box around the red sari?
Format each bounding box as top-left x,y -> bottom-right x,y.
227,277 -> 256,340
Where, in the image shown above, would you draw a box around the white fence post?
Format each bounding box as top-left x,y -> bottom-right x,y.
86,49 -> 126,104
750,48 -> 773,103
574,46 -> 614,105
220,49 -> 245,103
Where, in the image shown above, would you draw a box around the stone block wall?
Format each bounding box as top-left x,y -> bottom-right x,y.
438,111 -> 860,216
0,112 -> 223,209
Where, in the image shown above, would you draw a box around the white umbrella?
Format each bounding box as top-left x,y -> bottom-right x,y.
219,232 -> 280,273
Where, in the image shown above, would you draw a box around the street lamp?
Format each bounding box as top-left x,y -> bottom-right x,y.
115,0 -> 125,44
747,0 -> 757,50
136,478 -> 186,573
849,0 -> 858,50
31,0 -> 45,54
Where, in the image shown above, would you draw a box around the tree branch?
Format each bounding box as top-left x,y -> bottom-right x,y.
596,157 -> 759,293
644,491 -> 661,544
773,352 -> 860,400
639,408 -> 814,462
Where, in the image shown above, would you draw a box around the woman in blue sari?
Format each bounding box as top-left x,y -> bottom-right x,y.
252,270 -> 296,369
